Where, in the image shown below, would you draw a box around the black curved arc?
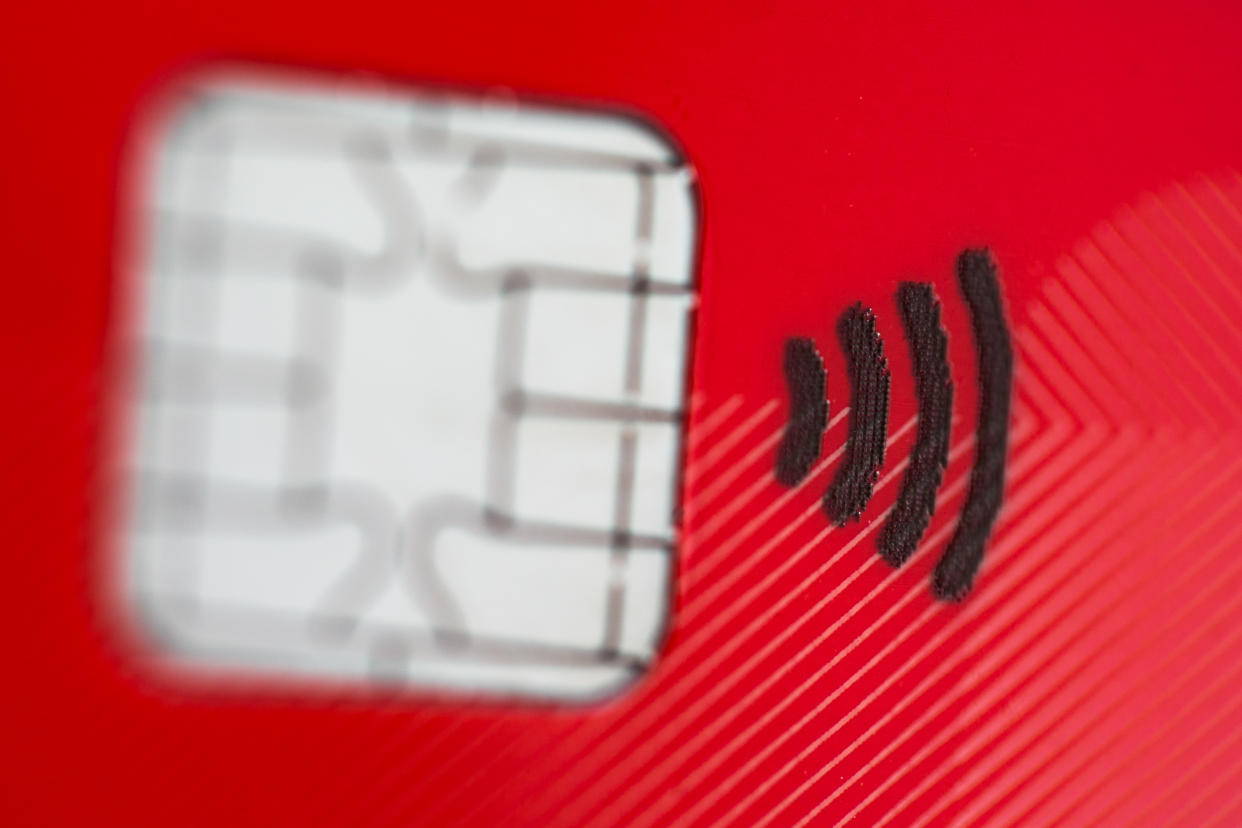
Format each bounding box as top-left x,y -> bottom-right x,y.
823,303 -> 891,525
879,282 -> 954,567
933,248 -> 1013,601
775,338 -> 829,487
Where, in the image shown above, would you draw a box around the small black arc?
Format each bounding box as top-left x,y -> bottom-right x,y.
824,303 -> 890,525
879,282 -> 953,567
932,248 -> 1013,601
775,338 -> 829,487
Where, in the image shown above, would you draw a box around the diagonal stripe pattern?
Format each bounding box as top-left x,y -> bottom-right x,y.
344,171 -> 1242,827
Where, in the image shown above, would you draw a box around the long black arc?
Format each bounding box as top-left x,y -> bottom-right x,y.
775,338 -> 829,487
824,303 -> 890,525
878,282 -> 953,567
932,248 -> 1013,601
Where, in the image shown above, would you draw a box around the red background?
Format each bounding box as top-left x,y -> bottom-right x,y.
5,1 -> 1242,824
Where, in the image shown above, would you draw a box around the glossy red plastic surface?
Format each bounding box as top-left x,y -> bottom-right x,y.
5,2 -> 1242,824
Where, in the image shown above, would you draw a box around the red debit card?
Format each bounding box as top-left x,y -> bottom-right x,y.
5,2 -> 1242,826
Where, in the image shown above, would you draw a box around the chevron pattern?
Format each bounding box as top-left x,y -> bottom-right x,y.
139,171 -> 1242,826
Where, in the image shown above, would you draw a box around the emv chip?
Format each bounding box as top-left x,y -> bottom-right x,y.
120,69 -> 699,699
